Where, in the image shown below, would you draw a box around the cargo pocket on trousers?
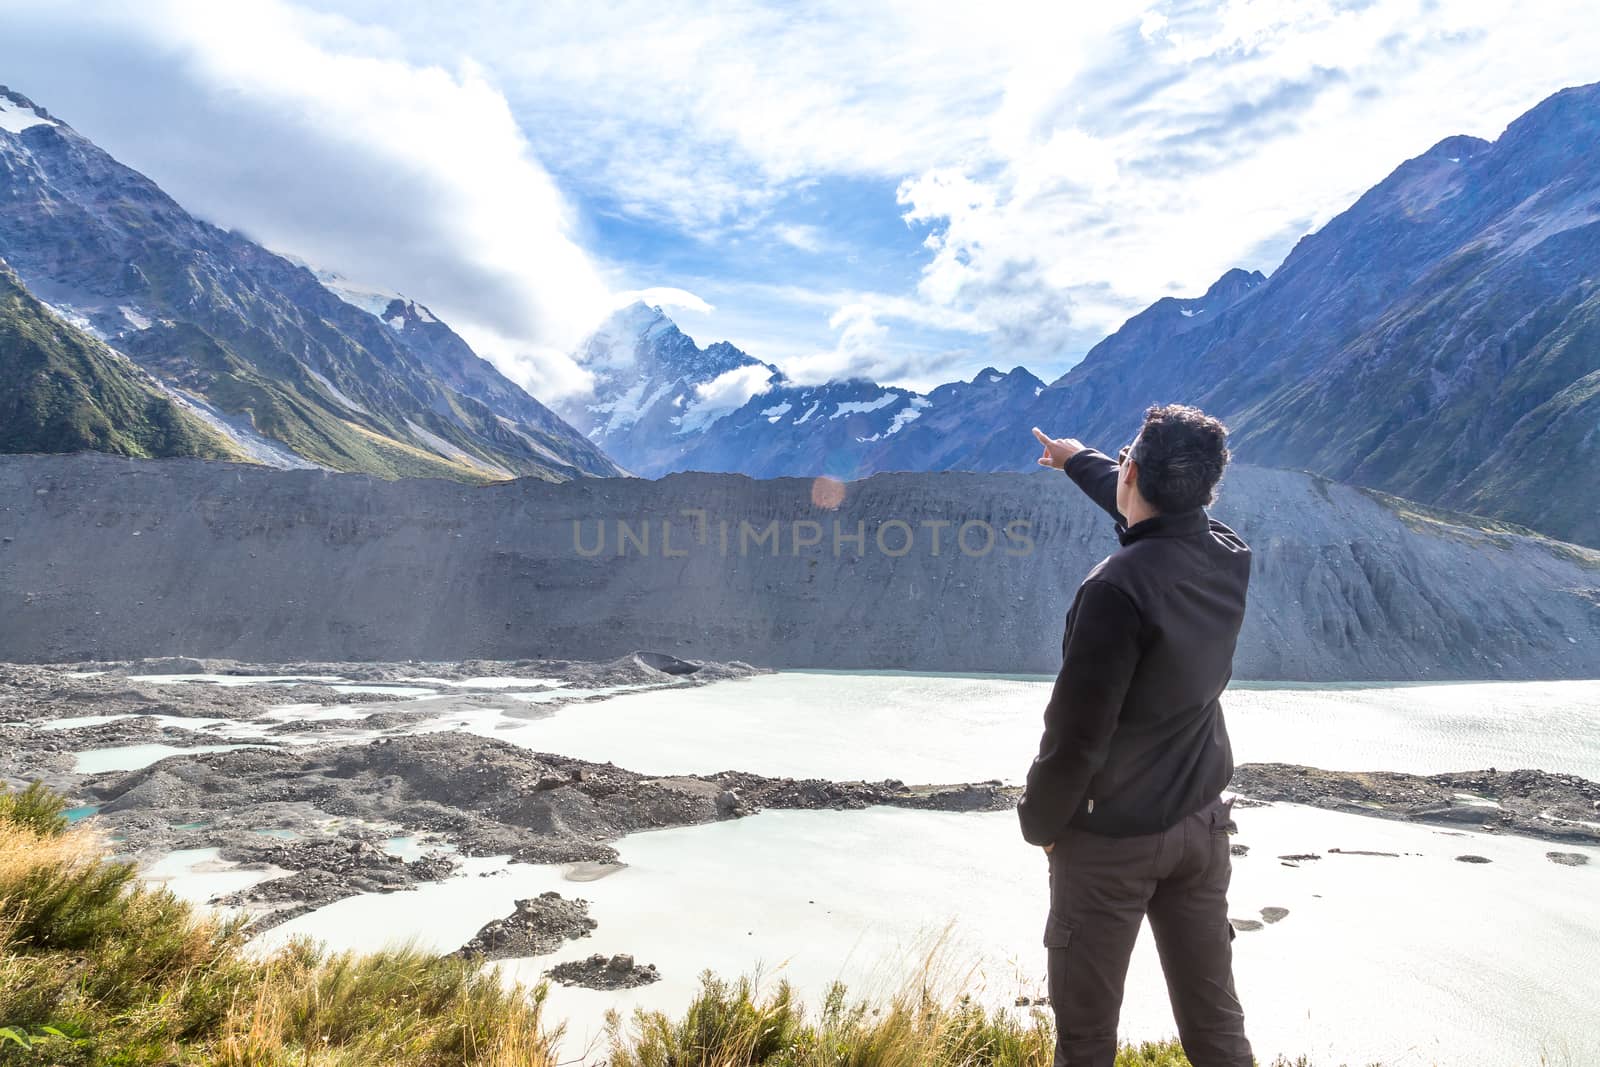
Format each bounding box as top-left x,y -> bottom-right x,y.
1043,911 -> 1075,949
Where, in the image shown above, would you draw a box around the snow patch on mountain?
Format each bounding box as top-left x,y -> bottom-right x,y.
592,378 -> 677,435
830,394 -> 899,419
855,396 -> 931,442
0,92 -> 53,135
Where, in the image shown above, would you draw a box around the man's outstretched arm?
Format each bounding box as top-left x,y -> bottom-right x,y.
1032,427 -> 1126,526
1017,578 -> 1143,846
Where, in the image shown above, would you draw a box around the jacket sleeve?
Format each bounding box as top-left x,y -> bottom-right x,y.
1063,448 -> 1127,528
1017,578 -> 1144,846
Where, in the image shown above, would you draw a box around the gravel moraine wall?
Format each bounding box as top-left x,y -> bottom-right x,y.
1,454 -> 1597,680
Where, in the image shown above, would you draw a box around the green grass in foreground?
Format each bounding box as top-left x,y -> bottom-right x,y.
3,781 -> 1329,1066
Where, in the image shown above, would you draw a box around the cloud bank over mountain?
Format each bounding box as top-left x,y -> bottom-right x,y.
6,0 -> 1599,393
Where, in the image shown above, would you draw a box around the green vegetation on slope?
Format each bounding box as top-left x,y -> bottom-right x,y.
0,266 -> 240,461
121,321 -> 516,483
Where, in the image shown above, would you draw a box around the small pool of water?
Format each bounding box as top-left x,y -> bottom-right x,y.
140,848 -> 287,905
64,804 -> 101,822
381,835 -> 458,862
74,743 -> 259,774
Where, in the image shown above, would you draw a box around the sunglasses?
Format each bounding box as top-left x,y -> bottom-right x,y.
1118,441 -> 1141,466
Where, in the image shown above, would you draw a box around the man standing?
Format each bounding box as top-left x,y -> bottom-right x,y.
1021,404 -> 1254,1067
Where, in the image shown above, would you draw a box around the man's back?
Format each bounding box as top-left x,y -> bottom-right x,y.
1065,447 -> 1252,836
1016,444 -> 1252,843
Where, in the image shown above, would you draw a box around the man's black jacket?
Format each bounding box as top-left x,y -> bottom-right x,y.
1017,447 -> 1251,845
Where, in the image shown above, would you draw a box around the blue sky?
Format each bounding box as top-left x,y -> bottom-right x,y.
3,1 -> 1598,403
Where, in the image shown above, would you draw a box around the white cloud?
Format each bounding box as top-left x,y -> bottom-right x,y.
613,288 -> 716,315
6,0 -> 1599,391
676,363 -> 777,432
772,223 -> 825,252
1,0 -> 612,398
295,0 -> 1600,381
886,0 -> 1600,360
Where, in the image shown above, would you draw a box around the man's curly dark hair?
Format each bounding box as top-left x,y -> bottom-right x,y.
1132,404 -> 1231,513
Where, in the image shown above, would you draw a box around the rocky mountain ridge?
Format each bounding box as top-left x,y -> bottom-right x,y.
0,84 -> 621,482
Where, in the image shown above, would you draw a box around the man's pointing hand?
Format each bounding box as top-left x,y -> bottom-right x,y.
1033,427 -> 1085,470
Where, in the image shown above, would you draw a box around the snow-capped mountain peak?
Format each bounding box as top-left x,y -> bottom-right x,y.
0,87 -> 57,135
557,303 -> 782,471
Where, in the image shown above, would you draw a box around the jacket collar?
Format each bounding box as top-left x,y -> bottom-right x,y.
1116,506 -> 1209,546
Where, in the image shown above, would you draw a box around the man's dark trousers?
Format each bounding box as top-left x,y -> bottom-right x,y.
1045,794 -> 1250,1067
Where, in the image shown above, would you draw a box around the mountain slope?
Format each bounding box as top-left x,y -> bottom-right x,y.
0,261 -> 238,460
959,84 -> 1600,546
0,85 -> 623,483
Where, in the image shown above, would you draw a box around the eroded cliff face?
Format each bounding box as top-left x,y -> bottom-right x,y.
1,454 -> 1595,680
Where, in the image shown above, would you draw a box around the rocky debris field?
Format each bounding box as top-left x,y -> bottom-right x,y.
1231,764 -> 1600,847
213,839 -> 459,932
455,892 -> 598,961
547,953 -> 661,990
0,651 -> 767,787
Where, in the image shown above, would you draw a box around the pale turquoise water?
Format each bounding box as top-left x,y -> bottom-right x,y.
464,673 -> 1600,783
73,743 -> 257,774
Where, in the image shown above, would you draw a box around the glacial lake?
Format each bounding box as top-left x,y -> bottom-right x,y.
133,671 -> 1600,1066
473,672 -> 1600,783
